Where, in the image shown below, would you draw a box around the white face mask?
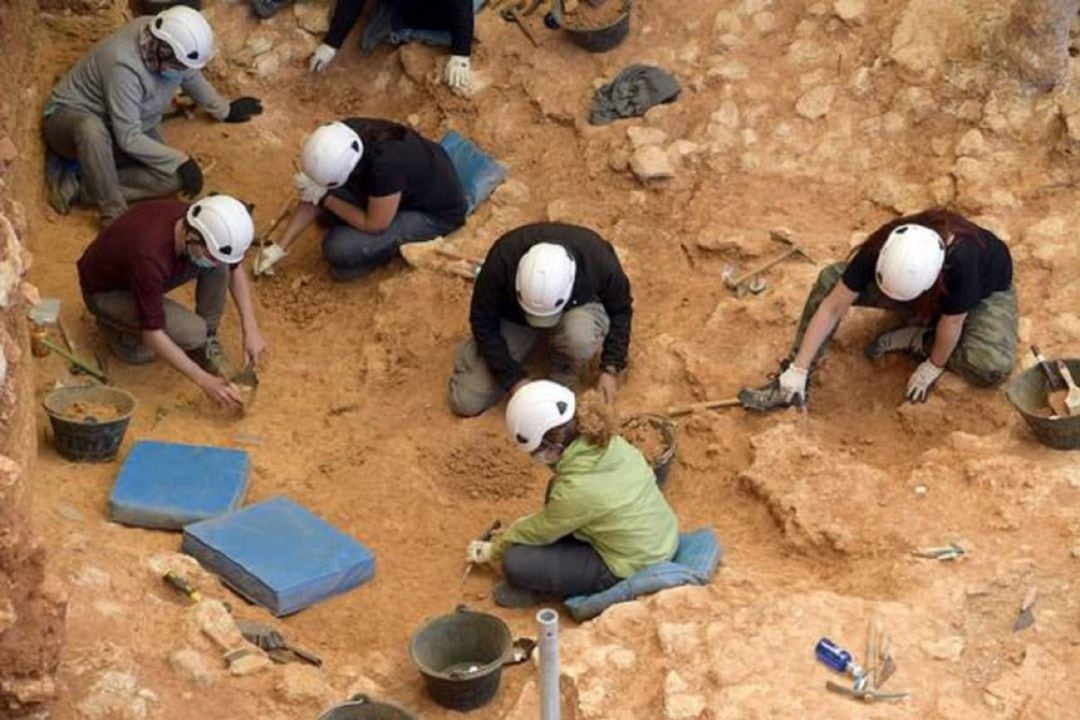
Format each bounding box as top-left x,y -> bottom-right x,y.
160,68 -> 187,83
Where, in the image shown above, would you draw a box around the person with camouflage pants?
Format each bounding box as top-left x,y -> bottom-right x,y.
740,209 -> 1018,411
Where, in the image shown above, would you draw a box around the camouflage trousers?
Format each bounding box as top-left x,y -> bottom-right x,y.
790,262 -> 1018,387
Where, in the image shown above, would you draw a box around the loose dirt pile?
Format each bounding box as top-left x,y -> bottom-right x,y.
562,0 -> 631,30
60,401 -> 121,422
438,440 -> 540,501
621,414 -> 668,465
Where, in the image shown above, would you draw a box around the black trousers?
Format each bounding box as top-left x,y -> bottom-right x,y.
501,537 -> 619,598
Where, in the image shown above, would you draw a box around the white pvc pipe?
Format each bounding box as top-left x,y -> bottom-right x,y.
537,607 -> 560,720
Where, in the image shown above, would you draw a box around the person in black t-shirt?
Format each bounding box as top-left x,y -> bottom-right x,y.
739,209 -> 1018,411
448,223 -> 634,418
254,118 -> 467,281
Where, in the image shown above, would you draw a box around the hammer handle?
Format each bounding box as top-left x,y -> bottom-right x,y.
666,397 -> 740,416
730,247 -> 799,288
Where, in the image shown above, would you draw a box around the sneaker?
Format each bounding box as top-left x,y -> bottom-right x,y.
492,581 -> 545,609
864,326 -> 929,359
98,321 -> 155,365
46,154 -> 81,216
188,333 -> 231,375
738,360 -> 806,413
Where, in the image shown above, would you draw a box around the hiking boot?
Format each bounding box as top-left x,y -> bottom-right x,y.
864,326 -> 930,360
98,321 -> 155,365
493,581 -> 545,609
188,333 -> 230,374
737,360 -> 806,413
46,154 -> 81,216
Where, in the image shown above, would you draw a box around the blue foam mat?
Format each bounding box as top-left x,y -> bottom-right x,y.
108,440 -> 250,530
182,496 -> 375,616
439,131 -> 506,214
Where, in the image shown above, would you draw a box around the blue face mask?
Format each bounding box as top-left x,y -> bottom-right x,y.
190,253 -> 216,270
160,69 -> 187,83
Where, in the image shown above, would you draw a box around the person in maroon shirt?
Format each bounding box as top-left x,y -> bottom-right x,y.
77,195 -> 267,411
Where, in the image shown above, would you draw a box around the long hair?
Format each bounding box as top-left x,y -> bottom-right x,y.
851,208 -> 989,318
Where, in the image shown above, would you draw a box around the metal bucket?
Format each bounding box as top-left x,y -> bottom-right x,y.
318,694 -> 416,720
622,413 -> 677,488
554,0 -> 633,53
409,607 -> 512,711
43,385 -> 135,462
1006,359 -> 1080,450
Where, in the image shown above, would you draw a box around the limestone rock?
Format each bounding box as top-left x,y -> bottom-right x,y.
0,212 -> 25,309
168,648 -> 217,687
867,175 -> 931,215
752,11 -> 779,33
707,58 -> 749,82
502,680 -> 540,720
1000,0 -> 1077,91
0,136 -> 16,164
294,1 -> 330,35
795,85 -> 836,119
492,179 -> 530,206
3,677 -> 57,704
787,38 -> 827,68
956,128 -> 987,157
627,126 -> 669,149
889,0 -> 968,78
229,652 -> 272,677
0,597 -> 15,634
276,665 -> 335,706
834,0 -> 866,23
921,636 -> 965,661
848,66 -> 872,98
658,622 -> 702,657
77,672 -> 153,720
630,145 -> 676,181
892,86 -> 935,123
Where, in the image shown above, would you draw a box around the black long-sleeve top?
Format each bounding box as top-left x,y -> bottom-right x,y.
469,223 -> 634,390
325,0 -> 475,57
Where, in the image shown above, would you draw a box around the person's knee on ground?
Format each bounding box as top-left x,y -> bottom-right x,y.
166,313 -> 209,352
447,339 -> 502,417
501,545 -> 550,596
553,307 -> 608,365
950,345 -> 1015,387
322,227 -> 398,281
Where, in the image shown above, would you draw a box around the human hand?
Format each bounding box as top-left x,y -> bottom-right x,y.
466,540 -> 493,565
778,364 -> 808,405
177,157 -> 203,197
243,330 -> 268,368
225,96 -> 263,123
598,370 -> 618,405
309,43 -> 337,73
905,360 -> 944,403
445,55 -> 471,91
254,242 -> 286,276
294,171 -> 327,205
200,374 -> 244,411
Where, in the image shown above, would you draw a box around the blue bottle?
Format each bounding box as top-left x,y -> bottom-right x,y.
815,638 -> 866,685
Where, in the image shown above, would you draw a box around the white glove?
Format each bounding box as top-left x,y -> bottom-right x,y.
779,364 -> 808,405
254,243 -> 286,276
906,360 -> 944,403
445,55 -> 471,90
466,540 -> 493,565
294,171 -> 328,205
309,43 -> 337,73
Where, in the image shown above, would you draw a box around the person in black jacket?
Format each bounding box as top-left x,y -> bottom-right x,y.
448,223 -> 634,418
308,0 -> 480,91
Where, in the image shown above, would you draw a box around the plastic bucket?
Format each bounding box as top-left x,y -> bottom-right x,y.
318,695 -> 417,720
554,0 -> 633,53
409,607 -> 512,711
622,414 -> 677,487
1006,359 -> 1080,450
43,385 -> 135,462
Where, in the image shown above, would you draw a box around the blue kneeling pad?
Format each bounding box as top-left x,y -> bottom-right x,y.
439,131 -> 506,214
181,496 -> 376,616
564,527 -> 723,622
108,440 -> 250,530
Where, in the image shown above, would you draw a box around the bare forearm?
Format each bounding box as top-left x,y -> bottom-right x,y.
276,202 -> 320,251
142,330 -> 213,387
793,306 -> 842,369
929,315 -> 965,367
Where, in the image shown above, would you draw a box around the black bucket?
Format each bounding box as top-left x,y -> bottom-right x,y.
318,694 -> 417,720
1006,359 -> 1080,450
43,385 -> 135,462
409,607 -> 512,711
554,0 -> 633,53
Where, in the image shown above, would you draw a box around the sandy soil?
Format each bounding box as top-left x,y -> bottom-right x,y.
14,0 -> 1080,718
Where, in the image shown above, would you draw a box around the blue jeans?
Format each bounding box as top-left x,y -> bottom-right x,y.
361,0 -> 484,51
322,207 -> 459,281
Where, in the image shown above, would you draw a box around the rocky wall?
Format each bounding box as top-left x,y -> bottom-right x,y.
0,0 -> 66,716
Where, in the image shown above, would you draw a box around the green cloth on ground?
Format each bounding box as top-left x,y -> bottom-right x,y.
490,436 -> 679,579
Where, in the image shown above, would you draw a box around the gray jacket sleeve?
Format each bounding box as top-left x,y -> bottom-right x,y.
181,72 -> 230,121
105,67 -> 187,174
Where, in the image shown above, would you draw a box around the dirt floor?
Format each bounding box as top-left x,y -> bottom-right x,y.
14,0 -> 1080,718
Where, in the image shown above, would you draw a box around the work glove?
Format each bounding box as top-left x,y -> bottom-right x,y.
778,364 -> 808,405
293,171 -> 328,205
225,96 -> 263,123
905,360 -> 944,403
254,242 -> 286,276
177,157 -> 204,197
309,43 -> 337,73
444,55 -> 471,90
466,540 -> 493,565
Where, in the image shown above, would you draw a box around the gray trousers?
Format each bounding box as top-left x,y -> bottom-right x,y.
501,537 -> 619,598
83,265 -> 228,351
448,302 -> 611,417
43,107 -> 182,224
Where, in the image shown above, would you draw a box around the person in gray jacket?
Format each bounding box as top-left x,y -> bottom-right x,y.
43,6 -> 263,226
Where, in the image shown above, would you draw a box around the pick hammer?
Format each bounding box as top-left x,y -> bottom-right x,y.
724,230 -> 816,292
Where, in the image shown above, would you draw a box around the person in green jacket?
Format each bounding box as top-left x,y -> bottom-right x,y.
465,381 -> 679,608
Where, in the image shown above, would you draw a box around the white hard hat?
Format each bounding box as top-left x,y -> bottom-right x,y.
506,380 -> 576,453
186,195 -> 254,264
875,224 -> 946,301
515,243 -> 576,328
150,6 -> 214,70
300,122 -> 364,188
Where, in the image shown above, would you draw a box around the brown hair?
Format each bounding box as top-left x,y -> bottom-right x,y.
575,390 -> 619,448
851,208 -> 988,319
